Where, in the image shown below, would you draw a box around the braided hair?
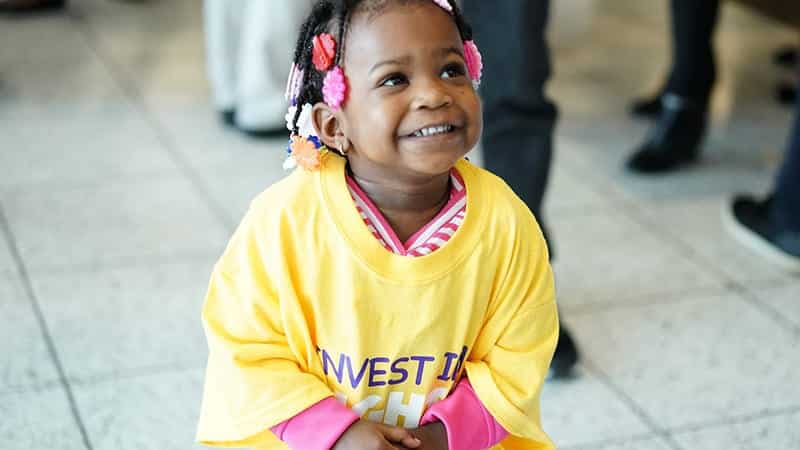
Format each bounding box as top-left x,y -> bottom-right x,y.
287,0 -> 474,136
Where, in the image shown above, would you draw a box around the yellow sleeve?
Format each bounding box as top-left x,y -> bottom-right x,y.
196,210 -> 332,448
464,215 -> 559,449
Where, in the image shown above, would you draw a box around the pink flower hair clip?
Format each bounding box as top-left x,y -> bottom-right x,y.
432,0 -> 453,13
310,32 -> 349,110
323,66 -> 348,110
463,40 -> 483,85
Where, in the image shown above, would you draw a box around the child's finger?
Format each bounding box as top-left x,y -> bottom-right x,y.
401,435 -> 422,448
397,434 -> 422,449
376,424 -> 421,448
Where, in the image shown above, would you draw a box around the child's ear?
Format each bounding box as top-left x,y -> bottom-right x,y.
312,103 -> 351,153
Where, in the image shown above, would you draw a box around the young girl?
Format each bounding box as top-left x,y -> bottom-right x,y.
197,1 -> 559,449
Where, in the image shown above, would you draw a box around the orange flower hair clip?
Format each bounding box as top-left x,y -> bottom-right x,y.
284,135 -> 329,171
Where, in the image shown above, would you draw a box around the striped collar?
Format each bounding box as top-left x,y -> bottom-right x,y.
346,170 -> 467,257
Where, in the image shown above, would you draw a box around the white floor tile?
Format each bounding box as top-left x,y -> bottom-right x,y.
613,163 -> 774,209
638,197 -> 795,285
0,110 -> 180,190
0,15 -> 127,118
152,102 -> 288,169
0,235 -> 16,276
29,260 -> 214,381
546,162 -> 620,217
562,436 -> 673,450
747,282 -> 800,330
73,369 -> 214,450
0,175 -> 229,271
541,366 -> 652,448
570,291 -> 800,430
551,211 -> 724,308
0,387 -> 85,449
198,160 -> 289,224
672,411 -> 800,450
0,273 -> 59,394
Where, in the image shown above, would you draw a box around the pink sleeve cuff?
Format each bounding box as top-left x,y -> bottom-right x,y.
270,397 -> 360,450
421,379 -> 509,450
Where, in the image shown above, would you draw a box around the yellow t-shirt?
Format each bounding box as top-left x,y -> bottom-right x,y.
197,156 -> 559,450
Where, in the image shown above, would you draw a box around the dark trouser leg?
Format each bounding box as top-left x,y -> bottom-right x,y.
665,0 -> 721,104
773,80 -> 800,231
463,0 -> 578,379
626,0 -> 721,173
461,0 -> 557,248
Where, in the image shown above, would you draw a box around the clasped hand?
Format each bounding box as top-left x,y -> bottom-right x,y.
332,419 -> 448,450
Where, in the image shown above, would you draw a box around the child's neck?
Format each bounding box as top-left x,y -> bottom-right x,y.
350,170 -> 452,244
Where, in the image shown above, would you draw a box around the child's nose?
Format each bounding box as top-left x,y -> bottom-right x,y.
411,78 -> 453,110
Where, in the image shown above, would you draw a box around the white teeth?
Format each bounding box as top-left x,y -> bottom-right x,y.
413,125 -> 453,137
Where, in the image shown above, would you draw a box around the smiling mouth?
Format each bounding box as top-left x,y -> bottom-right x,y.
408,124 -> 456,138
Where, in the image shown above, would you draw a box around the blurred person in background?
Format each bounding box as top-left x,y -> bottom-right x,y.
628,0 -> 800,174
726,78 -> 800,271
626,0 -> 720,174
773,42 -> 799,107
204,0 -> 312,138
461,0 -> 579,379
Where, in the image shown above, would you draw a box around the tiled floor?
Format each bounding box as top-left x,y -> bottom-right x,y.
1,1 -> 799,449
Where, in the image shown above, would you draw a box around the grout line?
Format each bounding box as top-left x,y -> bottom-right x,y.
560,283 -> 732,316
556,403 -> 800,450
0,167 -> 186,196
66,363 -> 206,388
731,283 -> 800,337
556,432 -> 667,450
606,189 -> 800,336
20,250 -> 221,277
581,358 -> 686,450
66,9 -> 237,234
664,404 -> 800,437
0,379 -> 64,399
0,363 -> 206,400
0,204 -> 94,450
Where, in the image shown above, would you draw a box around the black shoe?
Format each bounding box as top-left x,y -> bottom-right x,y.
629,94 -> 663,120
773,46 -> 798,69
0,0 -> 64,13
775,81 -> 797,107
220,109 -> 236,128
548,325 -> 579,380
724,195 -> 800,272
626,94 -> 707,174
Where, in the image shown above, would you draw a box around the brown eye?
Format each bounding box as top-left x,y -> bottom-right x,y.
381,73 -> 408,87
441,62 -> 467,79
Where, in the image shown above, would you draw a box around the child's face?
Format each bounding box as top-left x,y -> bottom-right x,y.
339,2 -> 482,180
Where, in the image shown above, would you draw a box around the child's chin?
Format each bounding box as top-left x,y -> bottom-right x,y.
411,154 -> 466,174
